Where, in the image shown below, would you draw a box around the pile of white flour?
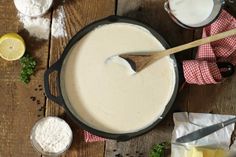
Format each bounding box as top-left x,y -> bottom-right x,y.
15,0 -> 67,39
18,13 -> 50,39
33,117 -> 72,153
14,0 -> 53,17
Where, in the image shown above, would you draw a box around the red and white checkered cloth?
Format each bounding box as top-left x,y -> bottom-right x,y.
183,10 -> 236,85
84,131 -> 105,142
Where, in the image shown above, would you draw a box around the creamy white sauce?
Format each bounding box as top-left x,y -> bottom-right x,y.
63,23 -> 176,133
169,0 -> 214,26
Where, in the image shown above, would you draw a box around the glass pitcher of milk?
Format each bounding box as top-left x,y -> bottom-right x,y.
164,0 -> 224,29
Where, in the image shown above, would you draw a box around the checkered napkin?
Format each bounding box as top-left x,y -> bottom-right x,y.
183,10 -> 236,85
83,131 -> 105,142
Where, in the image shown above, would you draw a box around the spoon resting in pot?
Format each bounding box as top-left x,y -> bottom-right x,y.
106,28 -> 236,74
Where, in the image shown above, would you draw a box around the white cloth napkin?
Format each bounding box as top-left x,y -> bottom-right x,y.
171,112 -> 236,157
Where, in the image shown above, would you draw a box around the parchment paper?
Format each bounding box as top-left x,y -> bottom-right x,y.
171,112 -> 236,157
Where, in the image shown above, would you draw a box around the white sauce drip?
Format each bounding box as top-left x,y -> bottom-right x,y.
63,23 -> 176,133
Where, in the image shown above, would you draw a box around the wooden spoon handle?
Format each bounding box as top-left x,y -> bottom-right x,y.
156,28 -> 236,58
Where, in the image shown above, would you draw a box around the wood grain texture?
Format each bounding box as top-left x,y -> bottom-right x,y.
106,126 -> 172,157
105,0 -> 194,156
45,0 -> 115,156
1,0 -> 235,157
0,0 -> 51,156
188,77 -> 236,114
225,0 -> 236,17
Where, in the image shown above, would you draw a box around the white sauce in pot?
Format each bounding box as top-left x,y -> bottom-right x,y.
169,0 -> 214,26
63,23 -> 176,134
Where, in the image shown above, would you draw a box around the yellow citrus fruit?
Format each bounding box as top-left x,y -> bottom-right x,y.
0,33 -> 26,61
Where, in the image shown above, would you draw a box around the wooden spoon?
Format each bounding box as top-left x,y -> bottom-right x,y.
116,28 -> 236,73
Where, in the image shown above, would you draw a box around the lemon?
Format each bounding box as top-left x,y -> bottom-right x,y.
0,33 -> 26,61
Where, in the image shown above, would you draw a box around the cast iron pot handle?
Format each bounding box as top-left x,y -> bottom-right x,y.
44,61 -> 64,106
217,62 -> 235,78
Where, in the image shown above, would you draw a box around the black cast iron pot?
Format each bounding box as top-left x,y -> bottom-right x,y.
44,15 -> 234,141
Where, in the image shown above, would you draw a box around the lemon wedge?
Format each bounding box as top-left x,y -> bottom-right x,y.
0,33 -> 26,61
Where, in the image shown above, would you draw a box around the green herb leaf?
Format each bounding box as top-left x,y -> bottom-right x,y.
19,54 -> 37,84
149,142 -> 170,157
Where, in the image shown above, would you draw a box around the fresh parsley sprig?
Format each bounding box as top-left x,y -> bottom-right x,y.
20,54 -> 37,84
149,142 -> 170,157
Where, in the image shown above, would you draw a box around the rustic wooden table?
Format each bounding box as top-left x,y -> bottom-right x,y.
0,0 -> 235,157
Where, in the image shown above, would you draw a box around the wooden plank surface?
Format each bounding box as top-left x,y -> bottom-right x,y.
0,0 -> 51,157
45,0 -> 115,157
105,1 -> 195,156
1,0 -> 236,157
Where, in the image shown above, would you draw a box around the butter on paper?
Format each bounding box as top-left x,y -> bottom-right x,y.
171,112 -> 236,157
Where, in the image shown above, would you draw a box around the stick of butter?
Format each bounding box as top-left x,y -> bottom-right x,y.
189,147 -> 227,157
191,147 -> 203,157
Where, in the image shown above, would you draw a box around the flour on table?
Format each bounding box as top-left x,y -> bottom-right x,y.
17,6 -> 67,39
14,0 -> 53,17
52,6 -> 67,38
18,13 -> 50,40
33,117 -> 72,153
